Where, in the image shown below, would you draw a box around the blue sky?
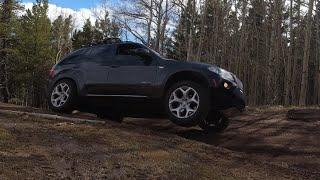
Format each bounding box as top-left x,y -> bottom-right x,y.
46,0 -> 97,9
21,0 -> 113,29
22,0 -> 103,9
21,0 -> 136,41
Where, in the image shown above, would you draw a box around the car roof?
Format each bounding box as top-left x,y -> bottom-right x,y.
114,41 -> 140,45
88,41 -> 140,47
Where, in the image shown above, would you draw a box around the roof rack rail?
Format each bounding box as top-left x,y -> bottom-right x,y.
103,38 -> 122,44
84,38 -> 122,48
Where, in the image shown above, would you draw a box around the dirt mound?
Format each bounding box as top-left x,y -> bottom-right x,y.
287,109 -> 320,121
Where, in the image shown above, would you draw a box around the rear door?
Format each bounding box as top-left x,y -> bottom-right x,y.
106,43 -> 159,97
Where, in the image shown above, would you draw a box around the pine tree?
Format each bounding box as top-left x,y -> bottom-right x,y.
93,19 -> 104,42
299,0 -> 314,105
72,16 -> 120,50
168,2 -> 193,60
15,0 -> 53,107
0,0 -> 21,103
52,15 -> 73,63
72,19 -> 93,50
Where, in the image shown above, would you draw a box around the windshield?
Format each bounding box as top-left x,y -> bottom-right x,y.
141,44 -> 165,59
149,48 -> 162,57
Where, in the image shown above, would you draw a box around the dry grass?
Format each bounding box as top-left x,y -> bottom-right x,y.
0,109 -> 319,179
0,126 -> 12,146
246,105 -> 320,113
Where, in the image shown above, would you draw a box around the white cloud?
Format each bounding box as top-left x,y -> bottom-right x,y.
21,2 -> 99,30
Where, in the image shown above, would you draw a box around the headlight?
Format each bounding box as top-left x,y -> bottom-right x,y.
208,66 -> 234,80
223,82 -> 232,89
220,69 -> 234,80
208,66 -> 220,74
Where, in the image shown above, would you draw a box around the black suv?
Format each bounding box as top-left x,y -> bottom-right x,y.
48,40 -> 245,131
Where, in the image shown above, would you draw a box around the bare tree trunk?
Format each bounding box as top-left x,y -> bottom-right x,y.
196,0 -> 206,61
186,0 -> 195,61
0,49 -> 9,103
292,0 -> 301,105
266,0 -> 283,104
238,0 -> 248,84
316,26 -> 320,104
147,0 -> 153,47
285,0 -> 294,106
159,0 -> 169,54
316,1 -> 320,105
155,0 -> 164,51
299,0 -> 314,106
318,50 -> 320,105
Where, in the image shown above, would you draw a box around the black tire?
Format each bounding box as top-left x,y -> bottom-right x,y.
165,81 -> 210,127
48,79 -> 77,113
199,111 -> 230,132
97,112 -> 123,123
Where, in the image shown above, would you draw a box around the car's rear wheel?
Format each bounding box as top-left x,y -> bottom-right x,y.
49,79 -> 77,113
199,111 -> 230,132
165,81 -> 210,127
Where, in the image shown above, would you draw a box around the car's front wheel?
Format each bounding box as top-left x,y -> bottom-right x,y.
165,81 -> 210,127
49,79 -> 77,113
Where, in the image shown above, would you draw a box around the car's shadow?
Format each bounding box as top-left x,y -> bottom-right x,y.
123,111 -> 310,156
123,117 -> 236,147
177,128 -> 224,146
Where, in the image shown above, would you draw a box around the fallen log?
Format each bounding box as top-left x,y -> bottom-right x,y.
0,109 -> 105,124
287,109 -> 320,121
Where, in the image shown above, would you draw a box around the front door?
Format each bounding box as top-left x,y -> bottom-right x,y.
106,44 -> 159,97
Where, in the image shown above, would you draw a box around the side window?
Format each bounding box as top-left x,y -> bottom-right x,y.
90,45 -> 115,64
59,48 -> 94,65
91,45 -> 114,57
115,44 -> 146,66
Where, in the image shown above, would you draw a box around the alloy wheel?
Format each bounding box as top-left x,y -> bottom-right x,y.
51,82 -> 70,108
169,86 -> 200,119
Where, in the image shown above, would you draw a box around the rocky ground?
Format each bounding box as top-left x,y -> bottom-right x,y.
0,103 -> 319,179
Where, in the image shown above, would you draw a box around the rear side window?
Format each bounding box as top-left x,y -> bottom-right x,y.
59,48 -> 91,65
88,44 -> 115,64
58,45 -> 115,65
90,44 -> 114,57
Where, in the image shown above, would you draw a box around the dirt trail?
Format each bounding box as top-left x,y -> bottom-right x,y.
126,107 -> 320,175
0,104 -> 319,179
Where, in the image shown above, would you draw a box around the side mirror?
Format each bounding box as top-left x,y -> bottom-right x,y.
130,48 -> 151,57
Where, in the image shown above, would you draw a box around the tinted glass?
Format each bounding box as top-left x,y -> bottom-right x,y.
115,44 -> 147,66
59,48 -> 91,65
91,45 -> 114,58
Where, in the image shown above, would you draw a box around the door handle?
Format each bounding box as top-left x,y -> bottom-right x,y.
72,66 -> 80,69
110,65 -> 120,68
141,81 -> 151,85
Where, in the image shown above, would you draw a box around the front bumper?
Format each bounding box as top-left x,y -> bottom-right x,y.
211,82 -> 245,118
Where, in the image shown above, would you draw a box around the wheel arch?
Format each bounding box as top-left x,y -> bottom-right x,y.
52,77 -> 79,95
163,71 -> 211,97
